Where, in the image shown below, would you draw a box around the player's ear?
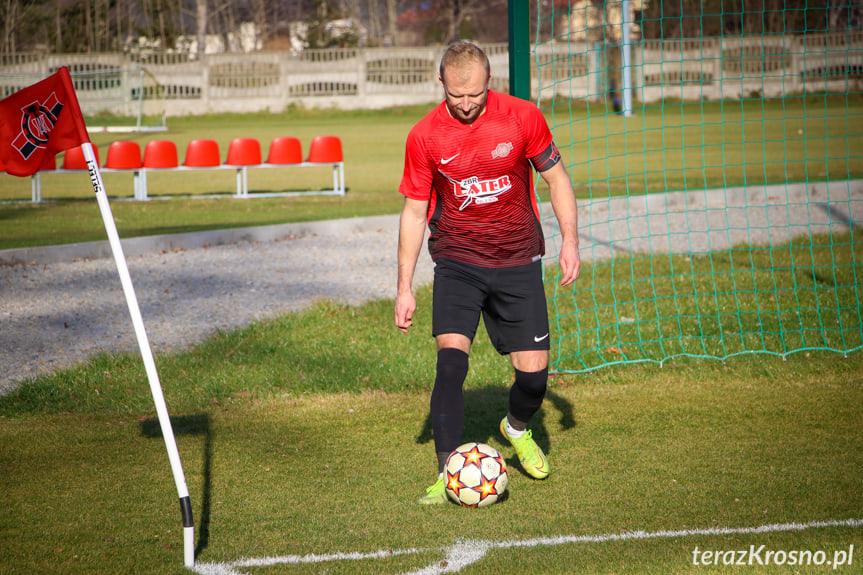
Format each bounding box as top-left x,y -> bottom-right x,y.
437,73 -> 444,86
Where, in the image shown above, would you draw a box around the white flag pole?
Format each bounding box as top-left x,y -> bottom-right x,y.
82,143 -> 195,568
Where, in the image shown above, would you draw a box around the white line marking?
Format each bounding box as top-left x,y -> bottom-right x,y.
190,548 -> 421,575
188,518 -> 863,574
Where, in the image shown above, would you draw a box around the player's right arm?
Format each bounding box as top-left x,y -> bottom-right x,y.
395,196 -> 429,333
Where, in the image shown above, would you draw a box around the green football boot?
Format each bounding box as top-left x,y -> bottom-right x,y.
417,474 -> 447,505
499,417 -> 550,479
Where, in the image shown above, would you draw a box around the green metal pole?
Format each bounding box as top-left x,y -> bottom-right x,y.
508,0 -> 530,101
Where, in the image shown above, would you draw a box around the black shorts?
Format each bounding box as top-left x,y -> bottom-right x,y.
432,258 -> 550,355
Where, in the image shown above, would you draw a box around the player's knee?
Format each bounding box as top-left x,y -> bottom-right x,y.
436,347 -> 469,383
514,367 -> 548,398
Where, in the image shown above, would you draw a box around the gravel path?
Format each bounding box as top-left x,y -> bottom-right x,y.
0,216 -> 434,395
2,180 -> 859,396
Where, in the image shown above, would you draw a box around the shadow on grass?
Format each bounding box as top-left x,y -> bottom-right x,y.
139,414 -> 212,560
414,386 -> 577,478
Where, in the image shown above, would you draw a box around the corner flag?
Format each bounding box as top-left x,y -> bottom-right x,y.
0,67 -> 87,176
0,68 -> 196,568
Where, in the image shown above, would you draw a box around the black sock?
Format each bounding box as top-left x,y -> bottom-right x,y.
436,452 -> 451,475
430,348 -> 469,472
508,366 -> 548,424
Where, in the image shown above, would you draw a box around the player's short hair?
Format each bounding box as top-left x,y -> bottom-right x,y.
439,41 -> 490,80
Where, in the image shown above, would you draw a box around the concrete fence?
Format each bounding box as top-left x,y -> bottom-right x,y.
1,33 -> 861,118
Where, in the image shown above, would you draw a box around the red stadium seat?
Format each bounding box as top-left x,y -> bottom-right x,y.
62,144 -> 99,169
183,139 -> 221,167
225,138 -> 262,166
306,136 -> 343,163
305,136 -> 344,195
104,141 -> 145,200
225,138 -> 262,197
104,141 -> 143,169
143,140 -> 179,168
266,137 -> 303,165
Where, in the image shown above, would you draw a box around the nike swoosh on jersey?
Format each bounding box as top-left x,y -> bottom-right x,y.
440,153 -> 459,165
534,333 -> 549,342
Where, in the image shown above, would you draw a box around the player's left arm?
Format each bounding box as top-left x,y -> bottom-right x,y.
539,160 -> 581,287
521,100 -> 581,286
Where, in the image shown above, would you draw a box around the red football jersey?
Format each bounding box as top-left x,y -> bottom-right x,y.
399,90 -> 555,268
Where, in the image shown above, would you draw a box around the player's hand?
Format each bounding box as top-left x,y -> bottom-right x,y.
394,291 -> 417,333
558,242 -> 581,287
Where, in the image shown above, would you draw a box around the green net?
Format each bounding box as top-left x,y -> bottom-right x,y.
533,1 -> 863,372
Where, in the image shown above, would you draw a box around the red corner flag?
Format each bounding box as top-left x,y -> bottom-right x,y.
0,67 -> 89,177
2,67 -> 196,567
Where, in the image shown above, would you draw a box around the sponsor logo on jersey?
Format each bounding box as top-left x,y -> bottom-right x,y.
491,142 -> 513,159
454,174 -> 512,210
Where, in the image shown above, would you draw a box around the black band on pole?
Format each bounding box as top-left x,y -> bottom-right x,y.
179,496 -> 194,528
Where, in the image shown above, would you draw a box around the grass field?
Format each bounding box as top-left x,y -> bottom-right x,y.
565,96 -> 863,196
2,367 -> 861,574
551,230 -> 863,372
1,96 -> 861,573
1,257 -> 861,574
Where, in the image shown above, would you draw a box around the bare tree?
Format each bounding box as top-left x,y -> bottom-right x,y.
386,0 -> 397,45
0,0 -> 44,54
1,0 -> 19,54
398,0 -> 501,45
253,0 -> 268,48
54,0 -> 61,51
6,0 -> 857,55
196,0 -> 206,54
84,0 -> 92,51
828,0 -> 863,29
368,0 -> 380,44
443,0 -> 462,43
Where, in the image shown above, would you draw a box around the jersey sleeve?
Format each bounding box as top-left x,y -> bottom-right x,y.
398,123 -> 434,201
520,101 -> 555,161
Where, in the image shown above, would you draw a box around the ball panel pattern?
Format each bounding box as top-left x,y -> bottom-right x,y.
444,442 -> 508,507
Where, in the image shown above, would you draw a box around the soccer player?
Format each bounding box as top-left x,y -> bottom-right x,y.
395,41 -> 581,504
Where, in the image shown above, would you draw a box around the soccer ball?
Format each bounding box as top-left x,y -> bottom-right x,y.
445,442 -> 508,507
